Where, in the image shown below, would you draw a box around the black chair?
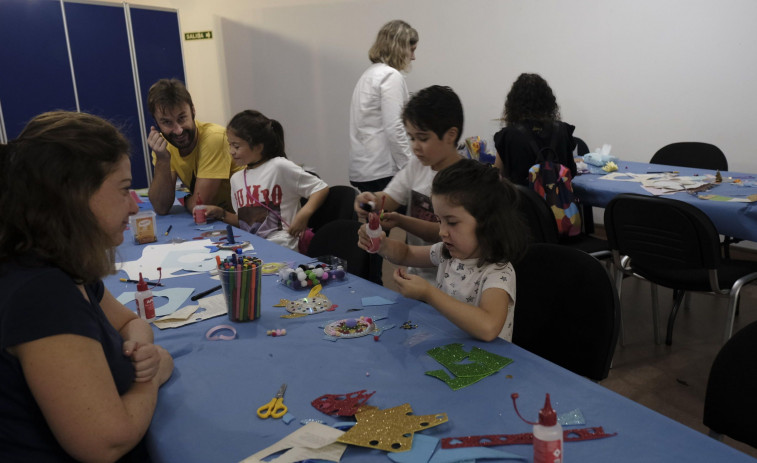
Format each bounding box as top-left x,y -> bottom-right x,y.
704,319 -> 757,449
604,193 -> 757,345
305,185 -> 358,233
650,142 -> 736,258
573,136 -> 590,156
650,142 -> 728,171
515,184 -> 608,257
513,243 -> 620,381
306,219 -> 370,280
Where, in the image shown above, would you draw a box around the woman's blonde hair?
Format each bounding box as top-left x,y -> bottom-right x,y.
368,20 -> 418,71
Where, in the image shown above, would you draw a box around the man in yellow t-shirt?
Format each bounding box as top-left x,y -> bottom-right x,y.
146,78 -> 242,215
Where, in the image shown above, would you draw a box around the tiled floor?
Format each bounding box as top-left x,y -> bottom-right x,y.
381,228 -> 757,459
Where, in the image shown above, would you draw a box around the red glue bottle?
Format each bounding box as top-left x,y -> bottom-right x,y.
193,194 -> 207,225
135,272 -> 156,322
511,393 -> 563,463
366,212 -> 382,254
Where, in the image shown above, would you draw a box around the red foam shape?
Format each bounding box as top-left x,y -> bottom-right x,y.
441,427 -> 617,449
311,390 -> 376,416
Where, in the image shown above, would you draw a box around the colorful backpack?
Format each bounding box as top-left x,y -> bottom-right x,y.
522,124 -> 582,238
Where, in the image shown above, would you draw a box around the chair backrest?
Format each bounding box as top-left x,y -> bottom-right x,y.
704,320 -> 757,449
574,136 -> 590,156
305,219 -> 371,280
603,194 -> 722,285
512,243 -> 620,381
514,184 -> 559,244
650,142 -> 728,171
306,185 -> 358,233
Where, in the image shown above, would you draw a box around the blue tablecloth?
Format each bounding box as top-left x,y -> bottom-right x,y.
104,203 -> 757,463
573,161 -> 757,242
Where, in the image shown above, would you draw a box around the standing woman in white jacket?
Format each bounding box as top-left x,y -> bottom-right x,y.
349,20 -> 418,193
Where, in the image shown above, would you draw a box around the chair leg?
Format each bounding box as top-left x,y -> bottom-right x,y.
724,292 -> 741,344
665,289 -> 686,346
615,267 -> 625,346
683,292 -> 691,310
650,284 -> 661,345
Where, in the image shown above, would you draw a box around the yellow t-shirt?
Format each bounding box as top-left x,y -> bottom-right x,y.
151,120 -> 243,211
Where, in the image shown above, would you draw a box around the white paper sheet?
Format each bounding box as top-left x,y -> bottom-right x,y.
239,422 -> 346,463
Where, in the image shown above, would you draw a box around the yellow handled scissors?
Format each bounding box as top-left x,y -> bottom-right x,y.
257,383 -> 288,419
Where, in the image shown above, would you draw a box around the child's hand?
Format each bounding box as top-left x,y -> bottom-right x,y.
379,211 -> 403,231
354,192 -> 377,220
122,340 -> 166,383
288,212 -> 309,237
203,205 -> 224,221
357,223 -> 386,252
392,267 -> 430,301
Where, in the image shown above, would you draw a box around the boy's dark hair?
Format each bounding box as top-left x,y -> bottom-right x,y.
403,85 -> 464,144
227,110 -> 287,164
432,159 -> 527,266
147,78 -> 195,119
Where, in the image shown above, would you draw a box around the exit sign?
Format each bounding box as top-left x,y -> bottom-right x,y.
184,31 -> 213,40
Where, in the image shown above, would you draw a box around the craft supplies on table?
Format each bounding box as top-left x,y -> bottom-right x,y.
218,254 -> 262,322
278,256 -> 347,290
257,383 -> 289,419
129,210 -> 157,244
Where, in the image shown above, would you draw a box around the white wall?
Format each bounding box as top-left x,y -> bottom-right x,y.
124,0 -> 757,188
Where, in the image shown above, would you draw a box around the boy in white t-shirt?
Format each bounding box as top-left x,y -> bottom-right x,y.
354,85 -> 464,283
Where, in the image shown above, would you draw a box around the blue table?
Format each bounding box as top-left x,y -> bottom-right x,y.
104,204 -> 757,462
573,161 -> 757,242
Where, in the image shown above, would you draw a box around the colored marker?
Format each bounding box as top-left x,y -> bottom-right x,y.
190,285 -> 222,301
164,225 -> 173,236
226,224 -> 235,244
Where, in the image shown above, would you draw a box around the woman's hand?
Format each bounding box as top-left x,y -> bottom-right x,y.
392,267 -> 431,301
203,205 -> 225,222
122,341 -> 173,385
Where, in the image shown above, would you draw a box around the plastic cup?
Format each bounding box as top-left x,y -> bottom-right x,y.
193,205 -> 207,225
218,262 -> 262,322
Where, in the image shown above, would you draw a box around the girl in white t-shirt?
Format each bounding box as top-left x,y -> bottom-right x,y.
204,110 -> 328,250
358,159 -> 527,341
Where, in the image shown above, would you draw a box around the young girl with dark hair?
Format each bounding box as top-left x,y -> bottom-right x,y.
204,110 -> 329,251
358,159 -> 527,341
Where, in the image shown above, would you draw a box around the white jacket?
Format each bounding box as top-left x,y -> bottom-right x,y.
349,63 -> 412,182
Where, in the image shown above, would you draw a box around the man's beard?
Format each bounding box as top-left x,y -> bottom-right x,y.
163,126 -> 196,150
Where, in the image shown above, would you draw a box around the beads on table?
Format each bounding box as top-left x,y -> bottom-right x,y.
279,262 -> 346,289
266,329 -> 287,337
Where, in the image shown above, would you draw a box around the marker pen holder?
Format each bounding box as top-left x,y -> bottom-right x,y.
218,257 -> 262,322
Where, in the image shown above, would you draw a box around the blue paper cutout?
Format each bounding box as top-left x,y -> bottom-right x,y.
116,287 -> 194,317
361,296 -> 395,306
558,408 -> 586,426
387,434 -> 439,463
429,447 -> 527,463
